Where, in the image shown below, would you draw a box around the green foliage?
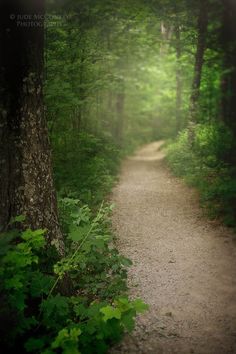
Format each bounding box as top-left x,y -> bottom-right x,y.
51,327 -> 82,354
166,123 -> 236,226
56,199 -> 133,300
0,204 -> 147,353
166,130 -> 198,178
53,132 -> 120,205
43,8 -> 155,349
45,0 -> 183,161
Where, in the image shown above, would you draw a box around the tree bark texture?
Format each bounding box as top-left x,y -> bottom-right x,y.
0,0 -> 64,254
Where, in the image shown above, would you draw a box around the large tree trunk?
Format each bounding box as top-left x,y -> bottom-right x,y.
221,0 -> 236,137
189,0 -> 208,122
0,0 -> 64,254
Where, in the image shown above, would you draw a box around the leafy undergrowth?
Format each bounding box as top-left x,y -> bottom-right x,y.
166,123 -> 236,227
0,202 -> 148,354
53,132 -> 121,206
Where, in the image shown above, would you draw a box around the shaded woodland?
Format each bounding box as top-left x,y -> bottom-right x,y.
0,0 -> 236,353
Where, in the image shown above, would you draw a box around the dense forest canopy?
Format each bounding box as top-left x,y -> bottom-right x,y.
0,0 -> 236,353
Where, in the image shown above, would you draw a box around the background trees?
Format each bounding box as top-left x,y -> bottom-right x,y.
166,0 -> 236,226
44,0 -> 235,226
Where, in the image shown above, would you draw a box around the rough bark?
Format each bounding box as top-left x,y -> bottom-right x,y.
189,0 -> 208,122
0,0 -> 64,254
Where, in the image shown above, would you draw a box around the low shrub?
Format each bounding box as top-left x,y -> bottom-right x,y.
166,123 -> 236,226
0,203 -> 148,353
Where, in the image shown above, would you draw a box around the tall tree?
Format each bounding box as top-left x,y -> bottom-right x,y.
115,79 -> 125,147
189,0 -> 209,122
221,0 -> 236,137
0,0 -> 64,253
174,22 -> 182,133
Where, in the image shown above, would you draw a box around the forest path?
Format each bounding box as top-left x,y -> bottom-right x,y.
111,141 -> 236,354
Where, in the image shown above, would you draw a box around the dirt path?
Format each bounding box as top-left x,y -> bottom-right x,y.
111,141 -> 236,354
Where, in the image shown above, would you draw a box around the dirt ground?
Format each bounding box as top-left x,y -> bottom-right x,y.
111,141 -> 236,354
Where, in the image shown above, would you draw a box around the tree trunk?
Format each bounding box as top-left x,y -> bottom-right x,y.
115,86 -> 125,147
160,21 -> 173,55
175,23 -> 182,134
0,0 -> 64,254
189,0 -> 208,122
221,0 -> 236,137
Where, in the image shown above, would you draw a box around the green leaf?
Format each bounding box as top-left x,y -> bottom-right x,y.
21,229 -> 46,250
10,215 -> 26,224
52,327 -> 81,354
121,311 -> 135,332
121,257 -> 132,267
30,273 -> 54,297
41,295 -> 70,326
5,274 -> 23,290
114,297 -> 131,311
100,306 -> 121,321
132,299 -> 149,313
68,225 -> 91,242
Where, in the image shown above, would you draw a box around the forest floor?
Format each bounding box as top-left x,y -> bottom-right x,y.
111,141 -> 236,354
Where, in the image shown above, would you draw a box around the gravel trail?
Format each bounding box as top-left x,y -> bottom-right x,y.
111,141 -> 236,354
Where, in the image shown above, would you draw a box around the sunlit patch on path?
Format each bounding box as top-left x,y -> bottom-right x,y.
129,141 -> 165,162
